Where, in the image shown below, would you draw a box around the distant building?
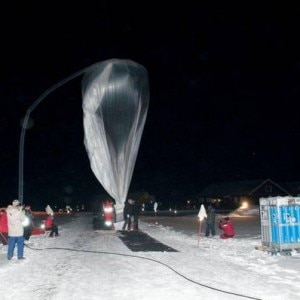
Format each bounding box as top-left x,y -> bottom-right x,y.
197,179 -> 290,209
127,191 -> 155,204
279,181 -> 300,197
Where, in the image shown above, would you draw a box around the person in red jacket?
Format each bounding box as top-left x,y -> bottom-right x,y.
219,217 -> 235,239
44,214 -> 59,237
0,208 -> 9,245
44,215 -> 54,230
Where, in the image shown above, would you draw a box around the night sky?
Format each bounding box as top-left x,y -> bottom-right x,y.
1,3 -> 300,209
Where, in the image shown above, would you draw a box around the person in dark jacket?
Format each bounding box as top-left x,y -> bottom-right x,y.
122,199 -> 135,230
219,217 -> 235,239
132,200 -> 140,230
205,203 -> 216,237
23,205 -> 33,241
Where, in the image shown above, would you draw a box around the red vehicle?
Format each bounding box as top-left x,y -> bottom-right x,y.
0,208 -> 8,245
93,199 -> 115,230
103,200 -> 114,228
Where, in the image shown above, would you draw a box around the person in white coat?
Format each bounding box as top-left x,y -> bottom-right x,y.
7,199 -> 26,260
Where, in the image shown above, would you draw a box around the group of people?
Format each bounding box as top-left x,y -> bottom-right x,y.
0,200 -> 59,261
120,199 -> 234,237
205,202 -> 235,239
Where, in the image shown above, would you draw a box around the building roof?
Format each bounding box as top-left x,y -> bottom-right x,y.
198,179 -> 290,197
278,181 -> 300,196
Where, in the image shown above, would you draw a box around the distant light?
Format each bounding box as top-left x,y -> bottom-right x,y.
105,221 -> 112,226
240,201 -> 249,209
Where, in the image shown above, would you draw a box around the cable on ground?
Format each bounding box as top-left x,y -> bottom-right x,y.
25,243 -> 262,300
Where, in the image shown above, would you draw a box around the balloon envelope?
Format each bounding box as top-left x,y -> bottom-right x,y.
82,59 -> 149,215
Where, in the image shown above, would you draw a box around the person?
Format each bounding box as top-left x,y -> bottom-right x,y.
122,199 -> 135,231
44,211 -> 59,237
7,199 -> 26,260
44,214 -> 52,229
205,203 -> 216,237
132,200 -> 140,230
23,205 -> 34,241
219,216 -> 235,239
0,208 -> 8,245
48,220 -> 59,237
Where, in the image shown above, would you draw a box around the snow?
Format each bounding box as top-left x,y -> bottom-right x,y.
1,209 -> 300,300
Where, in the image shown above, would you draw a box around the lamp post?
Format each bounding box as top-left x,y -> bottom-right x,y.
18,63 -> 100,205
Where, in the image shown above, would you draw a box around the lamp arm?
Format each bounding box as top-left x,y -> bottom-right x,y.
18,63 -> 100,205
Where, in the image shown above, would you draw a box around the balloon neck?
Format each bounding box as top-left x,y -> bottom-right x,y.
114,204 -> 124,222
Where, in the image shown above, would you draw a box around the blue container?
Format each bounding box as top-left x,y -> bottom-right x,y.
260,197 -> 300,251
269,206 -> 279,244
296,206 -> 300,242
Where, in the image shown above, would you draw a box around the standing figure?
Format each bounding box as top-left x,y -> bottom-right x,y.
122,199 -> 135,230
7,199 -> 26,260
23,205 -> 34,241
0,208 -> 8,245
219,217 -> 235,239
133,200 -> 140,230
44,213 -> 59,237
44,205 -> 58,237
205,203 -> 216,237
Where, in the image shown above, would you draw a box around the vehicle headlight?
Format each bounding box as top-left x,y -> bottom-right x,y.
104,220 -> 112,226
104,207 -> 113,213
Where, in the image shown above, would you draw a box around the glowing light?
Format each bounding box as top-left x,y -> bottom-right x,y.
104,207 -> 113,213
105,221 -> 113,226
240,201 -> 249,209
22,216 -> 30,227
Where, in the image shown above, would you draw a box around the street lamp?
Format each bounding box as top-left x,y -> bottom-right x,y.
18,63 -> 100,205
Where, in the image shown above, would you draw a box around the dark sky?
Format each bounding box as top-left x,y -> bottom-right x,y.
1,3 -> 300,209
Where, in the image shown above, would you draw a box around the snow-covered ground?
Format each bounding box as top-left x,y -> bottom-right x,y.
1,210 -> 300,300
